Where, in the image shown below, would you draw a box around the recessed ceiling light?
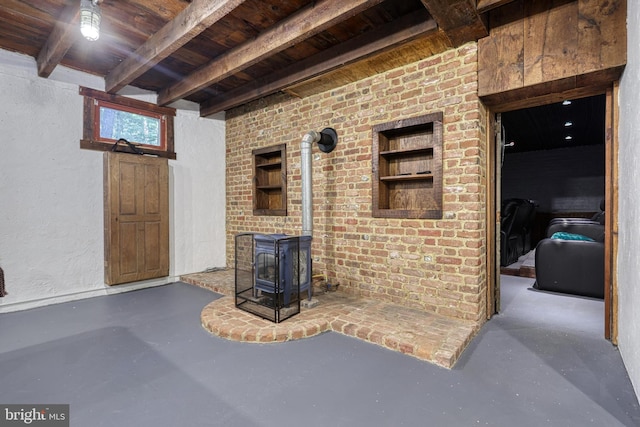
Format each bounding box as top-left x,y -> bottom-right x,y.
565,135 -> 573,140
562,100 -> 572,106
564,121 -> 573,127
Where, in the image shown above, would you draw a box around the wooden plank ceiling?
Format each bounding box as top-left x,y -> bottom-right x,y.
0,0 -> 493,117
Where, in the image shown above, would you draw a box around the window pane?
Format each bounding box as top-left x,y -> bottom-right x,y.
99,106 -> 161,146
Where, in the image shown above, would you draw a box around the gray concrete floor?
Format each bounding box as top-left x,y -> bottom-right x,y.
0,276 -> 638,426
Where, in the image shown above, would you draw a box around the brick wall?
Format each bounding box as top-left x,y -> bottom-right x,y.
502,145 -> 605,213
226,43 -> 488,322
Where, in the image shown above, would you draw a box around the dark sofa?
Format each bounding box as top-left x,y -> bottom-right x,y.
534,222 -> 604,299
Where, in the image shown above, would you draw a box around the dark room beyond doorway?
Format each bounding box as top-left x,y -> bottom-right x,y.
500,94 -> 606,262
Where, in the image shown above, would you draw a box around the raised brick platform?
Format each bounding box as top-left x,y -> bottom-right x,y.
182,270 -> 478,369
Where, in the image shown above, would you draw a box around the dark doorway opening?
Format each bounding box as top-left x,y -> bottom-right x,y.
499,94 -> 606,277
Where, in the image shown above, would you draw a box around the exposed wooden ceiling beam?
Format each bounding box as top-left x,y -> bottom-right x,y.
36,2 -> 80,78
200,11 -> 438,117
157,0 -> 385,106
418,0 -> 487,46
105,0 -> 247,94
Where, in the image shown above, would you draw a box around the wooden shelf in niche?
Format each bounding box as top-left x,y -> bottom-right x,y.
253,144 -> 287,216
372,112 -> 443,219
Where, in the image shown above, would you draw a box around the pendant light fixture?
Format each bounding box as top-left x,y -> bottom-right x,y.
80,0 -> 101,41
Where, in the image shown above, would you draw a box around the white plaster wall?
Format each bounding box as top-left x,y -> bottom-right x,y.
171,109 -> 226,275
0,49 -> 226,312
617,0 -> 640,399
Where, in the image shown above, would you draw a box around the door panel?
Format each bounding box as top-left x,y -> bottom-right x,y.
119,163 -> 137,214
145,165 -> 161,213
119,222 -> 138,275
104,152 -> 169,285
144,222 -> 162,270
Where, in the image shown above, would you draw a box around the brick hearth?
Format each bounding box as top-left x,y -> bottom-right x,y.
182,270 -> 477,369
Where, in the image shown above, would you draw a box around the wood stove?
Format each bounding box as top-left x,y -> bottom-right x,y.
235,233 -> 311,323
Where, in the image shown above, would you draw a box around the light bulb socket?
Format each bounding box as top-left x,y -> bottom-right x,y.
80,0 -> 101,41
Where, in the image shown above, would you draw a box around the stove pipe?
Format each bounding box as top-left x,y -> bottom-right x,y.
300,128 -> 338,237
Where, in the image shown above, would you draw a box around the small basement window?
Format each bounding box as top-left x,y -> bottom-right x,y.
80,87 -> 176,159
96,100 -> 165,149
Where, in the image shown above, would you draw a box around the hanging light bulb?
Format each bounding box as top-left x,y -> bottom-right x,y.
80,0 -> 101,41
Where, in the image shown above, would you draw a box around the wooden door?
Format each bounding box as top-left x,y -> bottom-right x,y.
104,152 -> 169,285
604,86 -> 618,341
486,113 -> 502,318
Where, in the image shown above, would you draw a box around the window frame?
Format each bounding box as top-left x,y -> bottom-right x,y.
80,87 -> 176,159
94,99 -> 167,150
